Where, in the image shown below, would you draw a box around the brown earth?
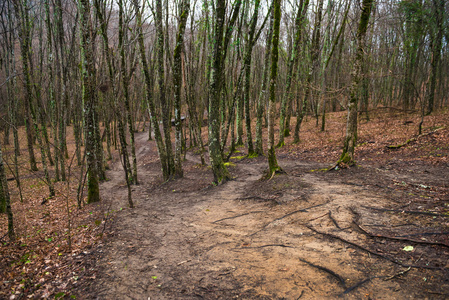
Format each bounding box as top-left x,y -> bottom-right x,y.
1,109 -> 448,299
76,115 -> 449,299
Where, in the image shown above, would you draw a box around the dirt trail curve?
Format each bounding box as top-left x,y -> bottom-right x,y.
85,131 -> 449,299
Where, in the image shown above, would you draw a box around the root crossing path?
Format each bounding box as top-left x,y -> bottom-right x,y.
86,131 -> 448,299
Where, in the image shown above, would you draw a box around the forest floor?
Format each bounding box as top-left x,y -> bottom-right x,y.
1,108 -> 449,299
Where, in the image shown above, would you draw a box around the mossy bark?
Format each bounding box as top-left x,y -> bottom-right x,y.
267,0 -> 282,175
80,0 -> 100,204
243,0 -> 261,156
293,0 -> 323,144
255,7 -> 274,156
338,0 -> 374,167
0,143 -> 15,240
13,0 -> 38,172
208,0 -> 230,184
132,0 -> 170,180
118,0 -> 136,184
173,0 -> 190,178
156,0 -> 175,178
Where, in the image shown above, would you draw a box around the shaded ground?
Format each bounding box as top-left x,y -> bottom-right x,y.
78,120 -> 449,299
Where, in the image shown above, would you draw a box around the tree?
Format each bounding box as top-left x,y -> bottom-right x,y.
0,142 -> 15,241
156,0 -> 175,178
208,0 -> 231,183
267,0 -> 282,176
12,0 -> 38,172
426,0 -> 445,115
277,0 -> 310,147
79,0 -> 100,203
338,0 -> 374,166
133,0 -> 171,181
173,0 -> 190,178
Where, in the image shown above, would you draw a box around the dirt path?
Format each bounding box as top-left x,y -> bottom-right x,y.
84,131 -> 449,299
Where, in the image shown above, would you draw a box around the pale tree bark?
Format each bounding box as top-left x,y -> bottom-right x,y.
338,0 -> 374,166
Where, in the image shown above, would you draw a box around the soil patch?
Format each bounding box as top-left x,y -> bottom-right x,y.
77,129 -> 449,299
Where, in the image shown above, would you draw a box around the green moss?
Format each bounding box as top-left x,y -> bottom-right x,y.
87,174 -> 100,204
224,162 -> 236,167
337,152 -> 355,166
230,155 -> 245,160
276,141 -> 285,148
247,153 -> 259,159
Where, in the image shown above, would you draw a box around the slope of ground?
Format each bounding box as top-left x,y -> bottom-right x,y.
77,110 -> 448,299
1,109 -> 448,299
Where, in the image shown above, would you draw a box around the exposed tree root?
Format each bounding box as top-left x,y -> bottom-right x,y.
298,258 -> 346,288
250,202 -> 329,236
233,244 -> 294,250
353,221 -> 449,248
362,205 -> 449,218
212,211 -> 264,223
305,225 -> 444,270
328,210 -> 341,229
340,277 -> 378,296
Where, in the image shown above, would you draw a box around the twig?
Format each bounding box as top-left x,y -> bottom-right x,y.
212,211 -> 263,223
362,206 -> 449,218
177,259 -> 191,266
386,126 -> 445,149
298,258 -> 346,288
383,267 -> 411,281
0,232 -> 8,243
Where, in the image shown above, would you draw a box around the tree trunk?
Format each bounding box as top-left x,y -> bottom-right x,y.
0,143 -> 15,241
79,0 -> 100,203
426,0 -> 444,115
13,0 -> 38,172
118,0 -> 137,184
173,0 -> 190,178
293,0 -> 323,144
255,7 -> 274,156
278,0 -> 309,147
243,0 -> 261,156
156,0 -> 175,178
267,0 -> 282,175
208,0 -> 230,183
338,0 -> 374,166
133,0 -> 170,180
